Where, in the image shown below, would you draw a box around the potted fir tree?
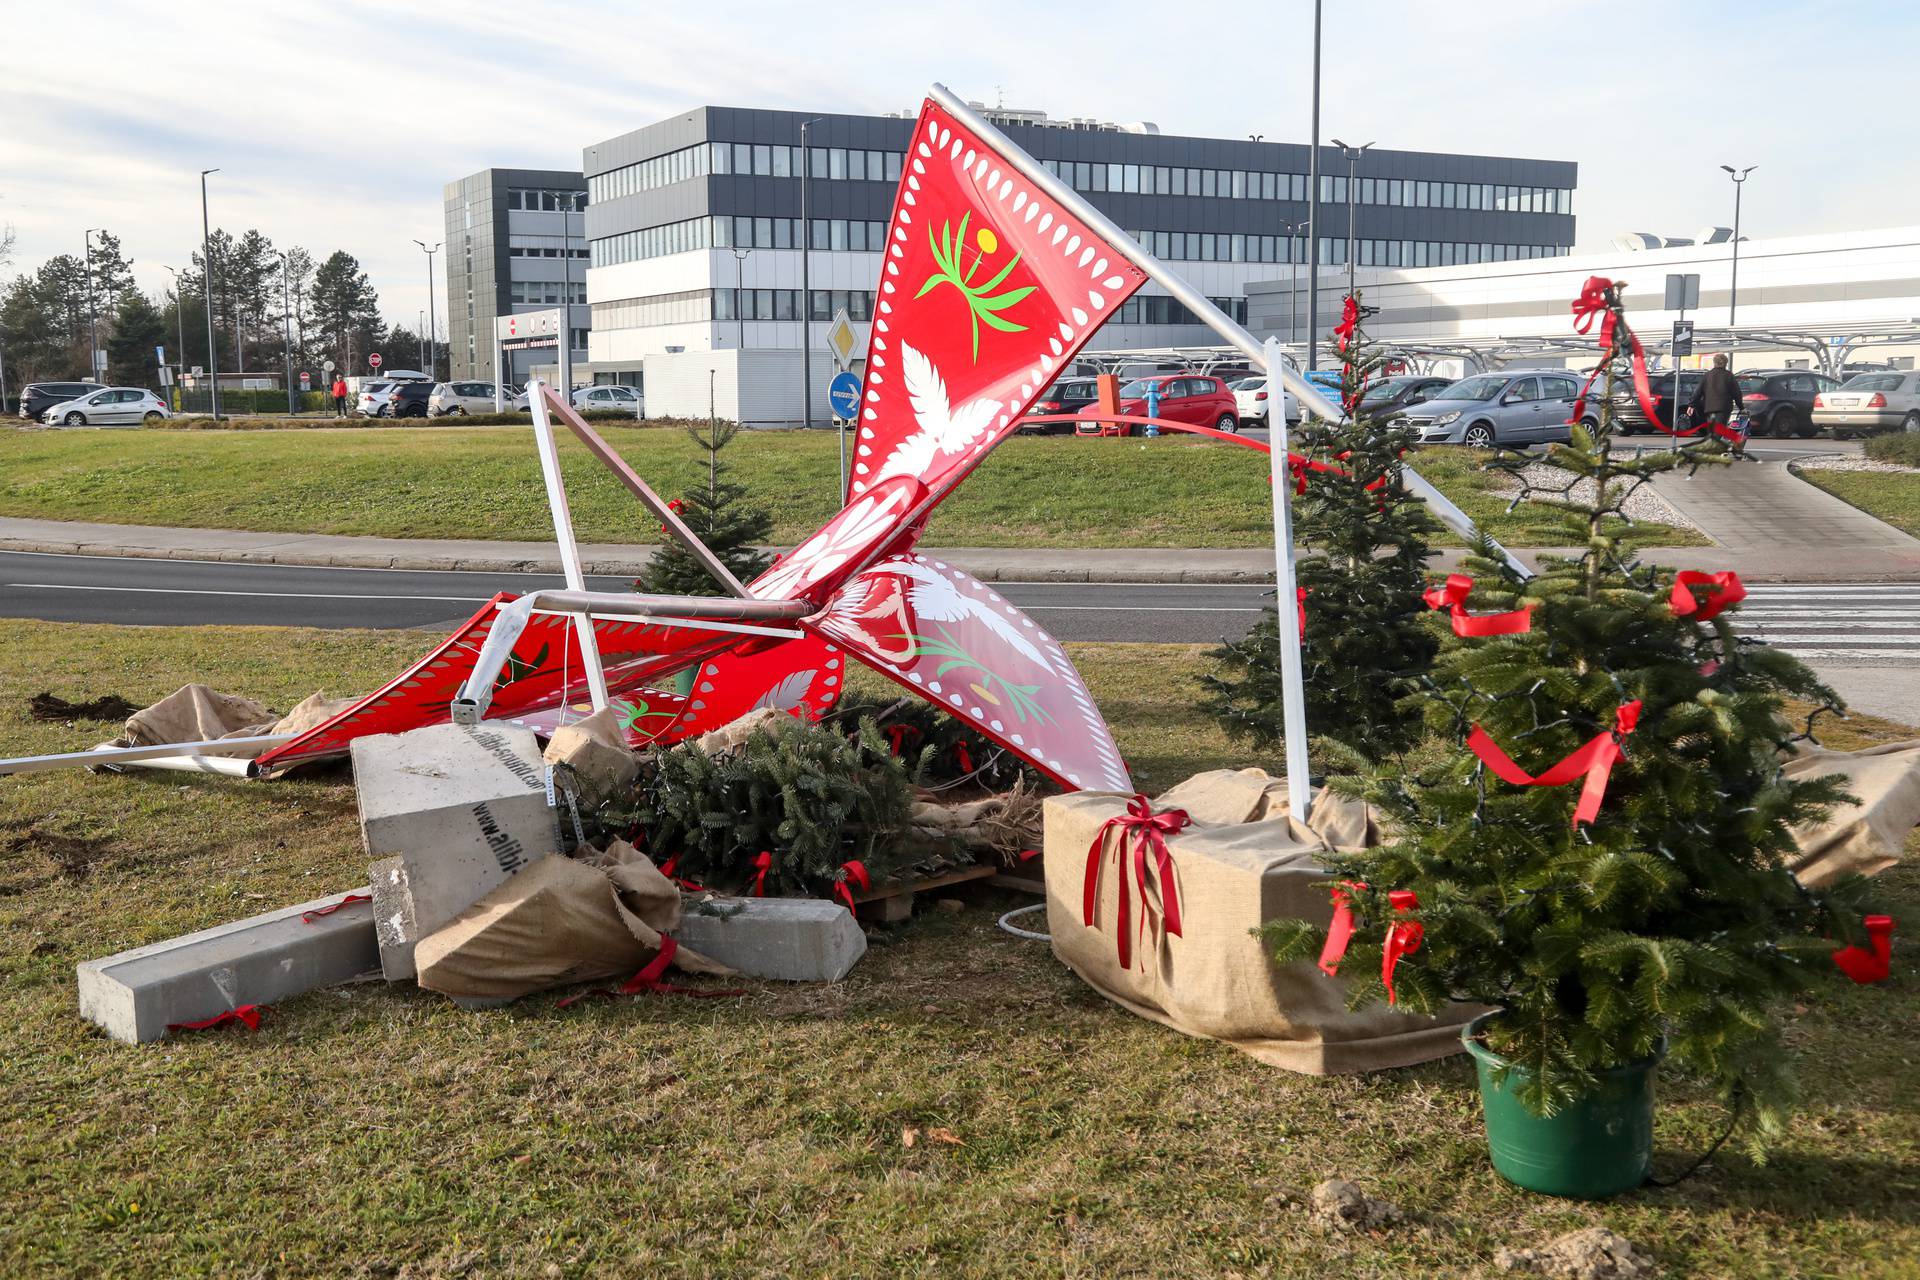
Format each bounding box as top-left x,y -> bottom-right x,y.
1266,278 -> 1872,1198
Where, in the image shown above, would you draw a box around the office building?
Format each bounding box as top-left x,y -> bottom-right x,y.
442,168 -> 590,385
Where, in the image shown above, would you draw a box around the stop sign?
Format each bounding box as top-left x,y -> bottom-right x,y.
369,352 -> 383,369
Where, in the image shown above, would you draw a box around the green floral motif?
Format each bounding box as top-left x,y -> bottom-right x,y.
891,623 -> 1051,725
916,212 -> 1035,362
615,697 -> 678,732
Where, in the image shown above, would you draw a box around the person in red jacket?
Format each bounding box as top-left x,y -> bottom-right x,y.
331,376 -> 349,417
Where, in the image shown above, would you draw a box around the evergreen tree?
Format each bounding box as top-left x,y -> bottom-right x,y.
635,415 -> 774,595
105,290 -> 168,388
308,250 -> 383,373
1201,297 -> 1442,762
1266,277 -> 1869,1151
85,230 -> 136,306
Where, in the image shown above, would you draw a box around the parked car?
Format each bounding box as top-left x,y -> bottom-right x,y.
40,386 -> 170,427
1018,377 -> 1099,433
1736,369 -> 1839,438
1635,369 -> 1706,434
1354,374 -> 1453,418
1402,370 -> 1595,448
1813,371 -> 1920,436
572,385 -> 644,416
388,382 -> 436,419
1074,374 -> 1237,436
429,381 -> 527,416
356,379 -> 399,417
1228,376 -> 1296,428
19,381 -> 105,422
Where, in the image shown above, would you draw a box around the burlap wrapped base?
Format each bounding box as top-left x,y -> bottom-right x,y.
1044,769 -> 1476,1076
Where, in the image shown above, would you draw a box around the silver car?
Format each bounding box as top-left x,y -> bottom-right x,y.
1403,370 -> 1596,448
1813,371 -> 1920,436
571,385 -> 644,417
41,386 -> 171,427
428,381 -> 528,416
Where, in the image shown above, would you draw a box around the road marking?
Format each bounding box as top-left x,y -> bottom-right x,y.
6,583 -> 487,603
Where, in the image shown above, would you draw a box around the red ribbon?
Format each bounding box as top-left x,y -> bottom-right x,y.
1083,795 -> 1189,970
954,741 -> 974,773
832,859 -> 872,913
1381,891 -> 1423,1005
1832,914 -> 1894,985
1468,700 -> 1643,827
1423,574 -> 1533,637
301,893 -> 372,924
1669,570 -> 1746,622
1296,586 -> 1308,633
1568,276 -> 1746,444
168,1004 -> 265,1034
1318,880 -> 1366,977
557,934 -> 748,1005
751,851 -> 772,897
659,497 -> 685,533
1334,295 -> 1359,355
658,855 -> 707,892
882,723 -> 920,756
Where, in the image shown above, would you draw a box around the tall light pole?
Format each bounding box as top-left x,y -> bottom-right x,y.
729,245 -> 752,350
164,265 -> 187,408
799,116 -> 824,431
1331,139 -> 1373,298
1305,0 -> 1323,372
280,251 -> 296,416
83,229 -> 100,381
1720,164 -> 1755,327
1283,219 -> 1308,348
200,169 -> 222,419
414,240 -> 441,381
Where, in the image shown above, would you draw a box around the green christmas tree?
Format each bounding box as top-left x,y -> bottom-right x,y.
636,416 -> 774,597
1266,277 -> 1870,1151
1201,297 -> 1442,762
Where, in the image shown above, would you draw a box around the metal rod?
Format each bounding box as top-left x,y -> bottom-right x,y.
536,384 -> 751,597
0,733 -> 294,777
118,755 -> 258,777
527,379 -> 610,712
1264,338 -> 1312,820
800,118 -> 820,434
200,169 -> 221,419
1306,0 -> 1322,373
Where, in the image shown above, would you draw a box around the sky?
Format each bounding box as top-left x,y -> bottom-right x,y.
5,0 -> 1914,332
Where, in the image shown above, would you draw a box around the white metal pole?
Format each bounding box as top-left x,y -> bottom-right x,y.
493,323 -> 504,413
526,377 -> 609,713
1263,337 -> 1313,821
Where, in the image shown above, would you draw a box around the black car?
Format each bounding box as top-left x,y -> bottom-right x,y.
1736,369 -> 1840,438
19,381 -> 104,421
1019,376 -> 1099,433
1355,374 -> 1453,417
1636,370 -> 1705,434
389,381 -> 435,419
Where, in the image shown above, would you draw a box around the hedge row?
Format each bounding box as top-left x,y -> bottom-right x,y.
1864,433 -> 1920,466
151,411 -> 699,432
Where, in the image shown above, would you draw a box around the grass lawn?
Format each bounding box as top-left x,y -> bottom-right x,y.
1798,467 -> 1920,539
0,426 -> 1703,550
1,619 -> 1911,1277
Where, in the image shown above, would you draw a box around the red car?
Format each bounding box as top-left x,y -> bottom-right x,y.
1074,374 -> 1239,436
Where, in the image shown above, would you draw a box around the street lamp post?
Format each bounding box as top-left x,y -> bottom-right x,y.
1720,164 -> 1756,327
164,267 -> 187,401
1305,0 -> 1323,372
1283,219 -> 1308,349
414,240 -> 441,381
200,169 -> 222,419
83,229 -> 100,381
1331,139 -> 1373,298
799,116 -> 824,431
729,246 -> 752,350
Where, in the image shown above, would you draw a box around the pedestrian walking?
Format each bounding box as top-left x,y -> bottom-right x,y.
331,376 -> 349,418
1689,354 -> 1746,456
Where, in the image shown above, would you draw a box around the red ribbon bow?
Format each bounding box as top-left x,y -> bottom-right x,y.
1468,700 -> 1644,827
954,741 -> 974,773
1832,914 -> 1894,985
751,851 -> 772,897
1318,880 -> 1367,977
882,723 -> 920,756
1567,277 -> 1747,445
1083,795 -> 1189,970
1381,891 -> 1423,1006
659,498 -> 685,534
1423,573 -> 1533,637
1334,294 -> 1360,355
1669,570 -> 1746,622
832,859 -> 872,913
301,892 -> 372,924
1296,586 -> 1308,633
557,934 -> 748,1005
168,1004 -> 265,1034
658,855 -> 707,892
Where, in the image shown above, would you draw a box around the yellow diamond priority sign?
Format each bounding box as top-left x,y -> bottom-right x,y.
825,308 -> 859,370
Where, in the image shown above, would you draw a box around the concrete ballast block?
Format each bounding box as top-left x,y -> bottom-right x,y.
77,888 -> 379,1043
352,723 -> 560,980
673,897 -> 867,982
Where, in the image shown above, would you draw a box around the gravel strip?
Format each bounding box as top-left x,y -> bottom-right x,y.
1493,463 -> 1703,530
1789,454 -> 1919,475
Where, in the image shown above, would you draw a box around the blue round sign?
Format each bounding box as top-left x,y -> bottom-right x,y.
828,371 -> 862,420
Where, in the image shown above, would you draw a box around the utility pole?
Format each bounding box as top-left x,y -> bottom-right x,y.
414,240 -> 441,381
800,116 -> 824,430
83,229 -> 100,381
730,245 -> 752,350
164,266 -> 187,404
282,251 -> 296,416
200,168 -> 222,419
1720,164 -> 1755,327
1331,139 -> 1373,298
1305,0 -> 1323,372
1284,219 -> 1307,349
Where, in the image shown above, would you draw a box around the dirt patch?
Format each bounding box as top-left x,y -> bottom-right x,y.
1497,1226 -> 1658,1279
0,823 -> 115,880
29,692 -> 141,723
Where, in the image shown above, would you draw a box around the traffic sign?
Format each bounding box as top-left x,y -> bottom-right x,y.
825,309 -> 858,368
155,345 -> 166,365
828,371 -> 862,419
300,372 -> 312,391
323,359 -> 336,372
1664,273 -> 1700,311
1671,320 -> 1695,358
369,352 -> 383,369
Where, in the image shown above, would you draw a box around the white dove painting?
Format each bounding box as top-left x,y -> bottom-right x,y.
871,344 -> 1002,487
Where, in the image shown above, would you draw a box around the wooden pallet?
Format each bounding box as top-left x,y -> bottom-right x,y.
852,863 -> 998,923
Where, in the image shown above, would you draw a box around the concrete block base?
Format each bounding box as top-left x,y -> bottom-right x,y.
77,888 -> 379,1043
674,897 -> 866,982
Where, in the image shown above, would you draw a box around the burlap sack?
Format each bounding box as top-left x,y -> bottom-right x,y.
415,842 -> 729,1001
121,684 -> 276,745
1044,773 -> 1474,1076
542,706 -> 641,797
1786,739 -> 1920,887
270,691 -> 359,738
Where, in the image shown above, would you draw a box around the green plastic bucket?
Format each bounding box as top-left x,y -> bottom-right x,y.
1462,1013 -> 1659,1199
